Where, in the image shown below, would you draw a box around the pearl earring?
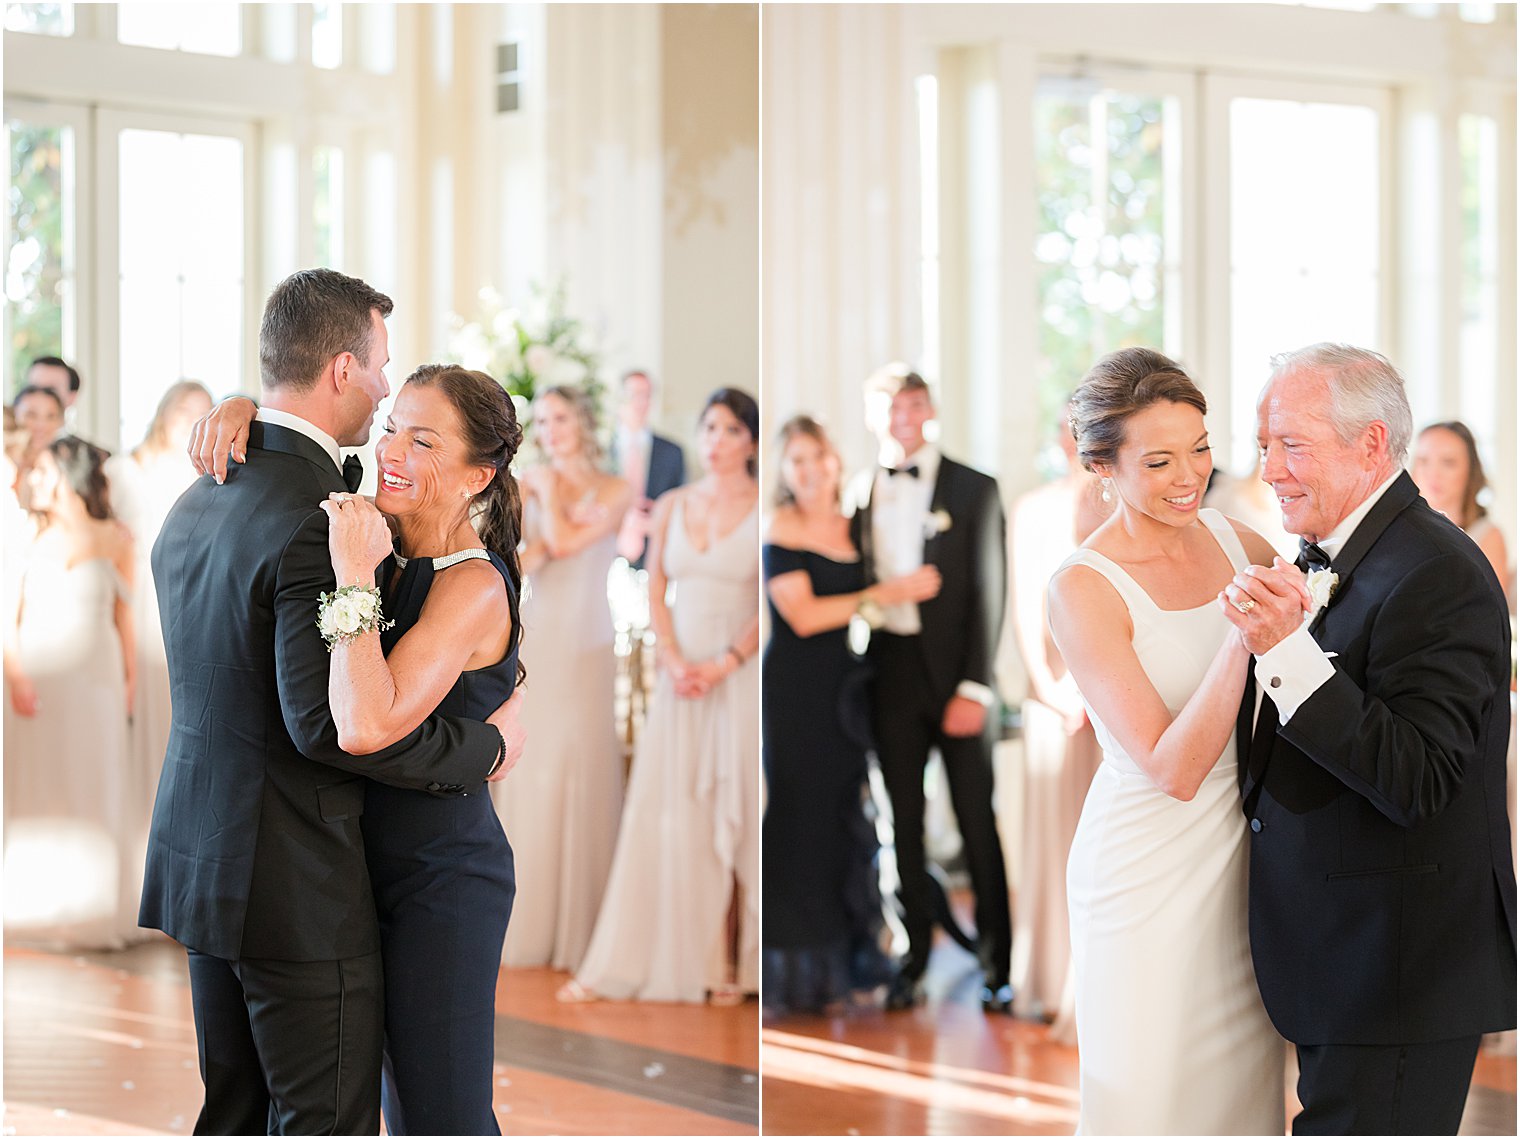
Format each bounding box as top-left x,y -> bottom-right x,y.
1101,477 -> 1112,503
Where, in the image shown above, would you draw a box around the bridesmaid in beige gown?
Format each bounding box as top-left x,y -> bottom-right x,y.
105,380 -> 213,923
495,385 -> 631,971
559,388 -> 760,1005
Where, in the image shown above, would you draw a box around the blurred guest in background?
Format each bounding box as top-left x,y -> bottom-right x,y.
105,380 -> 214,876
24,355 -> 82,415
561,388 -> 760,1005
762,414 -> 939,1015
1413,420 -> 1510,602
1006,403 -> 1109,1039
497,384 -> 631,971
4,435 -> 138,949
611,369 -> 686,568
11,384 -> 66,506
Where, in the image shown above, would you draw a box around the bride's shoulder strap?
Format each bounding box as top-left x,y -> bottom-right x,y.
1198,507 -> 1250,572
1055,547 -> 1150,615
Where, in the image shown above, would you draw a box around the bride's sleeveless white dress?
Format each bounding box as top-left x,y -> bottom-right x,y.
1063,509 -> 1284,1135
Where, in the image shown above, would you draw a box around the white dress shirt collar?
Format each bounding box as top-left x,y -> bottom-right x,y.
1316,469 -> 1402,561
256,407 -> 343,474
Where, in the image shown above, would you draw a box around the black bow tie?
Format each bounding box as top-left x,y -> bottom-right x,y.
885,464 -> 920,480
1297,539 -> 1331,573
342,455 -> 364,493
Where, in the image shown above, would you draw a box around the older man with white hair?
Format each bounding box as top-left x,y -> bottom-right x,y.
1221,343 -> 1516,1134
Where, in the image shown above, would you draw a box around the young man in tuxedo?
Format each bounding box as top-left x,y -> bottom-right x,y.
612,369 -> 686,568
849,365 -> 1013,1012
142,269 -> 525,1134
1222,344 -> 1516,1135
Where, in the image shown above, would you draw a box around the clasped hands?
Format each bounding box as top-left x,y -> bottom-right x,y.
662,646 -> 739,699
1218,557 -> 1315,655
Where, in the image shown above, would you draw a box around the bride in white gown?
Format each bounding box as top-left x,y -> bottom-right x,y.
1047,348 -> 1299,1135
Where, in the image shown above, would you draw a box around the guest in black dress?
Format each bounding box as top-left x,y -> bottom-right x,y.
761,415 -> 941,1014
317,365 -> 527,1134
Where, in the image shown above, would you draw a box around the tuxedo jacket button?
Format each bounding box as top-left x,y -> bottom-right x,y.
1268,676 -> 1282,688
1250,818 -> 1263,833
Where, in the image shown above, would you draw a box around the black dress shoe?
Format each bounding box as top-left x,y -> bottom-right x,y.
884,973 -> 924,1011
980,983 -> 1014,1014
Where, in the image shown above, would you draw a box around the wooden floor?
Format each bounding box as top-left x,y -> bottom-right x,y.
2,938 -> 759,1136
761,929 -> 1518,1136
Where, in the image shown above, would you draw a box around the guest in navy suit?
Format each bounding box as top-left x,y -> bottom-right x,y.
613,369 -> 686,568
1224,344 -> 1517,1135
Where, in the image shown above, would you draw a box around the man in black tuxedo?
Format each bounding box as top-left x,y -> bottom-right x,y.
141,269 -> 523,1135
612,369 -> 685,568
849,365 -> 1012,1013
1223,344 -> 1516,1135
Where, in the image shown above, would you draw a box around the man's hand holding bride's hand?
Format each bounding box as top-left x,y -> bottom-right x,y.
189,396 -> 258,484
320,493 -> 392,584
485,687 -> 527,782
1219,557 -> 1313,655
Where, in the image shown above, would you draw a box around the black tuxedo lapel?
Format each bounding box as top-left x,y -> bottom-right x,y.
248,421 -> 346,494
923,461 -> 950,566
1306,472 -> 1419,638
855,475 -> 878,584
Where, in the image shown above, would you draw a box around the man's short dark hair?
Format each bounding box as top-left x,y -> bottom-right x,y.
259,269 -> 394,392
864,362 -> 931,399
28,356 -> 80,392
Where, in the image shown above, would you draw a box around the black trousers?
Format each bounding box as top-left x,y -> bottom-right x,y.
870,632 -> 1012,984
1294,1035 -> 1481,1135
186,948 -> 383,1135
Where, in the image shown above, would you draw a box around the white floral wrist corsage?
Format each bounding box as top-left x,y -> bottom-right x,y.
317,584 -> 395,651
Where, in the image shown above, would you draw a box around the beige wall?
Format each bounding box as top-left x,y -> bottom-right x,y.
659,4 -> 761,436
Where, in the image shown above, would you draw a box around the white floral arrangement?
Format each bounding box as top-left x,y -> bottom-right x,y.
1305,568 -> 1339,620
922,509 -> 953,540
447,281 -> 604,431
317,584 -> 395,651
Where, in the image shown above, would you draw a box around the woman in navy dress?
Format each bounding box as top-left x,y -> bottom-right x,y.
761,415 -> 940,1013
317,365 -> 525,1134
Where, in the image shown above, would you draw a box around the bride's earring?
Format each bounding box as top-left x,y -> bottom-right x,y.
1101,477 -> 1113,503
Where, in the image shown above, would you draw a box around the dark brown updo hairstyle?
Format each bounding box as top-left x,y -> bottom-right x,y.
45,435 -> 114,521
773,414 -> 839,508
1420,420 -> 1489,528
1068,347 -> 1207,472
403,364 -> 526,680
702,387 -> 759,477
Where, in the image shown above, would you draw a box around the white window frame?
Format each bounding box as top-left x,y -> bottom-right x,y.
3,95 -> 92,398
1200,72 -> 1395,466
95,106 -> 259,450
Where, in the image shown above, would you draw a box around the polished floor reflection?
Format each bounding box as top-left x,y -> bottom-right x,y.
761,921 -> 1517,1136
3,940 -> 759,1136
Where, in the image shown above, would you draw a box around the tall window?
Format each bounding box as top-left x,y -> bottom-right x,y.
116,3 -> 241,56
1227,96 -> 1381,468
1458,112 -> 1498,453
4,2 -> 72,34
313,145 -> 344,269
312,3 -> 342,70
116,128 -> 244,448
1034,83 -> 1181,436
5,118 -> 74,390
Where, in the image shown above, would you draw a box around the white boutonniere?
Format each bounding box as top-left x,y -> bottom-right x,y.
1305,568 -> 1339,621
923,509 -> 953,540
